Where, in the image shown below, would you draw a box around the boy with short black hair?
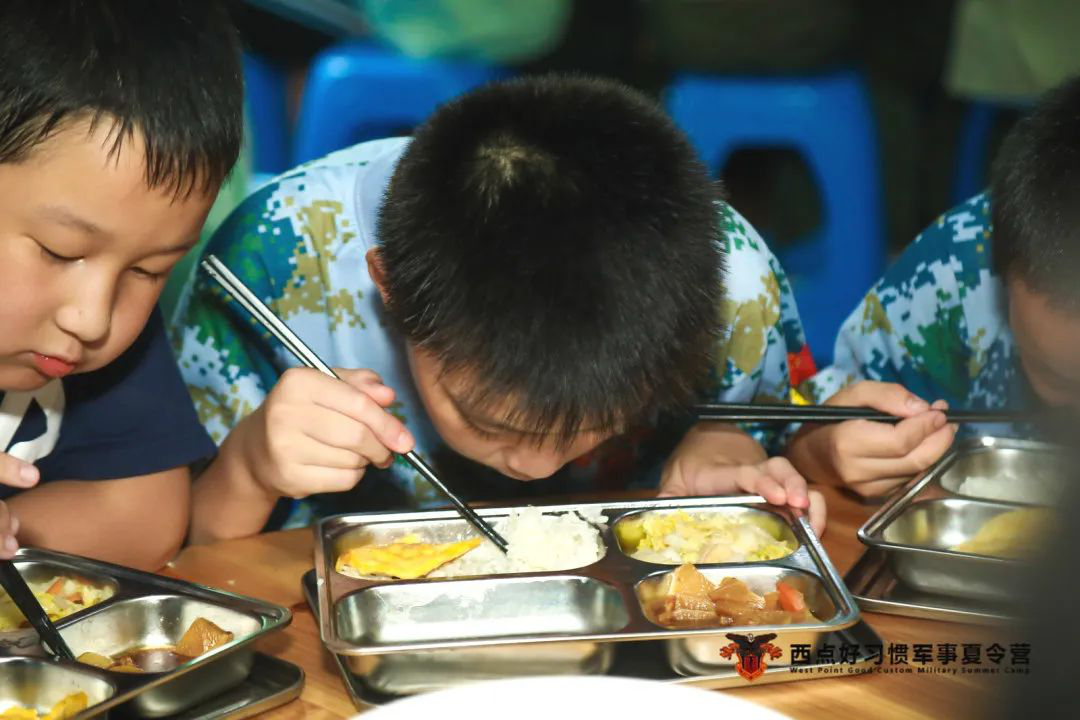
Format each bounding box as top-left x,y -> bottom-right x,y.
177,75 -> 825,542
0,0 -> 243,567
786,76 -> 1080,496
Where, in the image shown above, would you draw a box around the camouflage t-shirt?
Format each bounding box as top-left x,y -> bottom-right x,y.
171,138 -> 813,529
803,193 -> 1033,433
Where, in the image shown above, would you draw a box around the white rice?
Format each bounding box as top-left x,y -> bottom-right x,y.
957,474 -> 1064,504
429,507 -> 606,577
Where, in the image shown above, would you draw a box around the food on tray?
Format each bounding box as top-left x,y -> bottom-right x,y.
175,616 -> 237,657
335,536 -> 483,579
646,564 -> 818,628
616,510 -> 794,564
950,508 -> 1053,558
77,617 -> 234,673
957,473 -> 1064,504
0,576 -> 113,631
0,692 -> 87,720
336,507 -> 606,580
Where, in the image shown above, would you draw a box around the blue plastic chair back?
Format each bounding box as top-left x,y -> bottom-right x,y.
294,42 -> 505,165
667,69 -> 886,365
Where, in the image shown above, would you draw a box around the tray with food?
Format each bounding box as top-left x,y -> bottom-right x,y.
858,437 -> 1063,606
314,495 -> 861,695
300,568 -> 882,706
0,547 -> 292,719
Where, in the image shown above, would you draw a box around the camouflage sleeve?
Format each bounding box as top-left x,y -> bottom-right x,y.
710,204 -> 811,452
803,195 -> 992,407
169,184 -> 292,443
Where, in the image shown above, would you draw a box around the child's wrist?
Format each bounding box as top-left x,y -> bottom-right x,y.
226,414 -> 282,505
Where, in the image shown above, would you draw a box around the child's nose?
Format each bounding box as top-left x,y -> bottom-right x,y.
55,281 -> 113,344
504,447 -> 564,481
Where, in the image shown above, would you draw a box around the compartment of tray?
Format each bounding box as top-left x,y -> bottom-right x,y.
59,595 -> 262,718
337,575 -> 629,645
878,498 -> 1034,601
0,559 -> 119,655
612,506 -> 799,564
0,656 -> 114,716
936,441 -> 1066,505
332,513 -> 608,582
636,566 -> 841,676
335,575 -> 626,694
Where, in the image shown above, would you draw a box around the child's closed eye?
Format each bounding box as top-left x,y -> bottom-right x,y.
36,240 -> 80,264
130,266 -> 166,282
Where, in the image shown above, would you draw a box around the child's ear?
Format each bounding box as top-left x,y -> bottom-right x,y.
366,247 -> 392,306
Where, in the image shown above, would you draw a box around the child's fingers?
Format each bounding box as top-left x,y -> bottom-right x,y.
300,407 -> 396,467
292,441 -> 367,472
335,368 -> 384,386
830,381 -> 929,417
897,422 -> 956,475
290,466 -> 366,497
763,457 -> 808,508
840,411 -> 946,461
733,465 -> 785,505
0,452 -> 39,489
807,490 -> 827,536
0,504 -> 17,559
848,476 -> 909,498
337,368 -> 396,407
311,384 -> 413,453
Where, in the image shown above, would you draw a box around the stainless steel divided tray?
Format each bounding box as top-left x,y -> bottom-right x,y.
300,567 -> 883,707
315,496 -> 860,692
0,547 -> 292,719
859,437 -> 1063,604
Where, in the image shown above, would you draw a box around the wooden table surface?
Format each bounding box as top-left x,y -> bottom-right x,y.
165,487 -> 1028,719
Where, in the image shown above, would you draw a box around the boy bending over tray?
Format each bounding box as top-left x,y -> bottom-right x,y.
0,2 -> 242,566
174,76 -> 827,542
786,76 -> 1080,497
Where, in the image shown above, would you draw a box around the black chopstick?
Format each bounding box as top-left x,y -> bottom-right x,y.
202,256 -> 510,553
0,560 -> 75,660
692,403 -> 1023,425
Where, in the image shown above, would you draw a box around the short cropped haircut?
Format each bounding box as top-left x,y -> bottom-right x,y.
377,75 -> 723,444
992,75 -> 1080,306
0,0 -> 243,197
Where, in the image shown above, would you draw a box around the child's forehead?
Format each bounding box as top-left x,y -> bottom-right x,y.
14,121 -> 204,195
0,120 -> 213,253
16,116 -> 215,201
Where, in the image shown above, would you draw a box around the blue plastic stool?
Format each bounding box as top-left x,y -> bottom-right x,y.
242,53 -> 291,178
667,70 -> 885,365
293,42 -> 506,165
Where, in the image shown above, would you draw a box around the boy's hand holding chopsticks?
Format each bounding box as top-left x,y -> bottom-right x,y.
785,380 -> 957,497
232,367 -> 415,500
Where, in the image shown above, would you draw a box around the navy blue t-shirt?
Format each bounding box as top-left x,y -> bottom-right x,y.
0,309 -> 215,498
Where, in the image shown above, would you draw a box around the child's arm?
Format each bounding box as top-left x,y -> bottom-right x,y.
8,467 -> 190,571
659,423 -> 825,536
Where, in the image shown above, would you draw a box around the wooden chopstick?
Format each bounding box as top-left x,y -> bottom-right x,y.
692,403 -> 1023,425
202,256 -> 511,553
